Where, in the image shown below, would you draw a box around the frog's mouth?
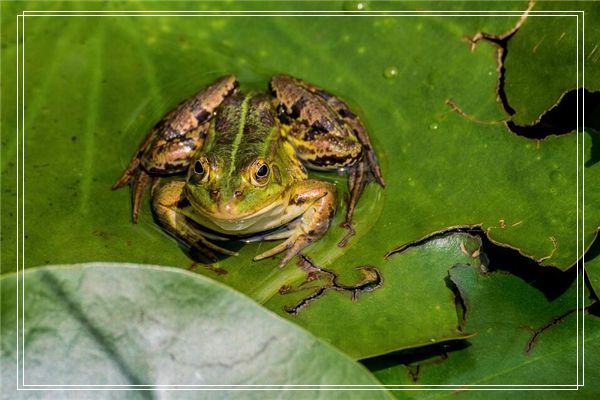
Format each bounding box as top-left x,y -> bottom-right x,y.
186,195 -> 288,233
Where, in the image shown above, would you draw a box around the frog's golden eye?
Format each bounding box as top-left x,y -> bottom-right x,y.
251,161 -> 270,187
194,160 -> 204,175
193,158 -> 209,182
256,164 -> 269,178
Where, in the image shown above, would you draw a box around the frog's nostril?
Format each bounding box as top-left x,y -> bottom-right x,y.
234,190 -> 243,198
210,189 -> 220,200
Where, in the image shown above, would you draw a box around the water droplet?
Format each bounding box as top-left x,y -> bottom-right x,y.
430,338 -> 436,342
383,66 -> 398,79
429,123 -> 439,130
343,1 -> 369,11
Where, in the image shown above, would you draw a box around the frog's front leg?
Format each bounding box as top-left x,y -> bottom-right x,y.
270,74 -> 384,246
113,75 -> 239,223
152,180 -> 238,261
254,180 -> 336,268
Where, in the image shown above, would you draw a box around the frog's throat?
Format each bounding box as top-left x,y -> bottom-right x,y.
182,196 -> 289,233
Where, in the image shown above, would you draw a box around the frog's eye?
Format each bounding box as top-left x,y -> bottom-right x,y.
256,164 -> 269,178
251,161 -> 270,187
194,160 -> 204,175
192,158 -> 209,182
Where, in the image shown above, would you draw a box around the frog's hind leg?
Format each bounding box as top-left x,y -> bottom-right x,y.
294,78 -> 385,188
271,74 -> 384,247
271,74 -> 385,188
318,96 -> 385,188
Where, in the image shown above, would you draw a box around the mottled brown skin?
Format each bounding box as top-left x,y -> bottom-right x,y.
113,74 -> 384,266
270,75 -> 385,244
112,75 -> 239,222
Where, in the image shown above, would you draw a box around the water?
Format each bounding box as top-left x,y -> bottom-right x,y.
343,2 -> 369,11
383,66 -> 399,80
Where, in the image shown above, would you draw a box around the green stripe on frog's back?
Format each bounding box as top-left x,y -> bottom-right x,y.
237,92 -> 280,168
209,92 -> 279,178
208,91 -> 248,165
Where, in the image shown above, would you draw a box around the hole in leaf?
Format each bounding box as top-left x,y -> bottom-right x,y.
506,89 -> 600,139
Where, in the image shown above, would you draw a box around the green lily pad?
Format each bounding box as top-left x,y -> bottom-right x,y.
585,233 -> 600,296
503,1 -> 600,126
1,0 -> 598,365
0,263 -> 389,397
263,232 -> 480,360
367,264 -> 596,391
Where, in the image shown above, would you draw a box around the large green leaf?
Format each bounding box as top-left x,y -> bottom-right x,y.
263,233 -> 480,360
367,264 -> 597,394
0,263 -> 390,398
503,1 -> 600,126
585,233 -> 600,296
1,0 -> 598,378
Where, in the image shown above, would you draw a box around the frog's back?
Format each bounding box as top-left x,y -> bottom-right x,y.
206,92 -> 283,173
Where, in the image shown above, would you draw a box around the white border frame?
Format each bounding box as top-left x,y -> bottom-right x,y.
13,6 -> 586,393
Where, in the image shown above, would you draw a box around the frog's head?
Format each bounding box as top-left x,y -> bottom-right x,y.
184,148 -> 295,229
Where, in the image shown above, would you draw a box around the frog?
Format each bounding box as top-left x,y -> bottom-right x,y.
113,74 -> 384,268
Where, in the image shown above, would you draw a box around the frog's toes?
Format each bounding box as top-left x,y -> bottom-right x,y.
112,158 -> 140,190
277,239 -> 311,268
253,234 -> 313,268
253,237 -> 293,263
337,221 -> 356,248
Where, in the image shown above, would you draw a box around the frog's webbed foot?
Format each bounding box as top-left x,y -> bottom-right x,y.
253,181 -> 336,268
254,235 -> 312,268
152,181 -> 238,261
